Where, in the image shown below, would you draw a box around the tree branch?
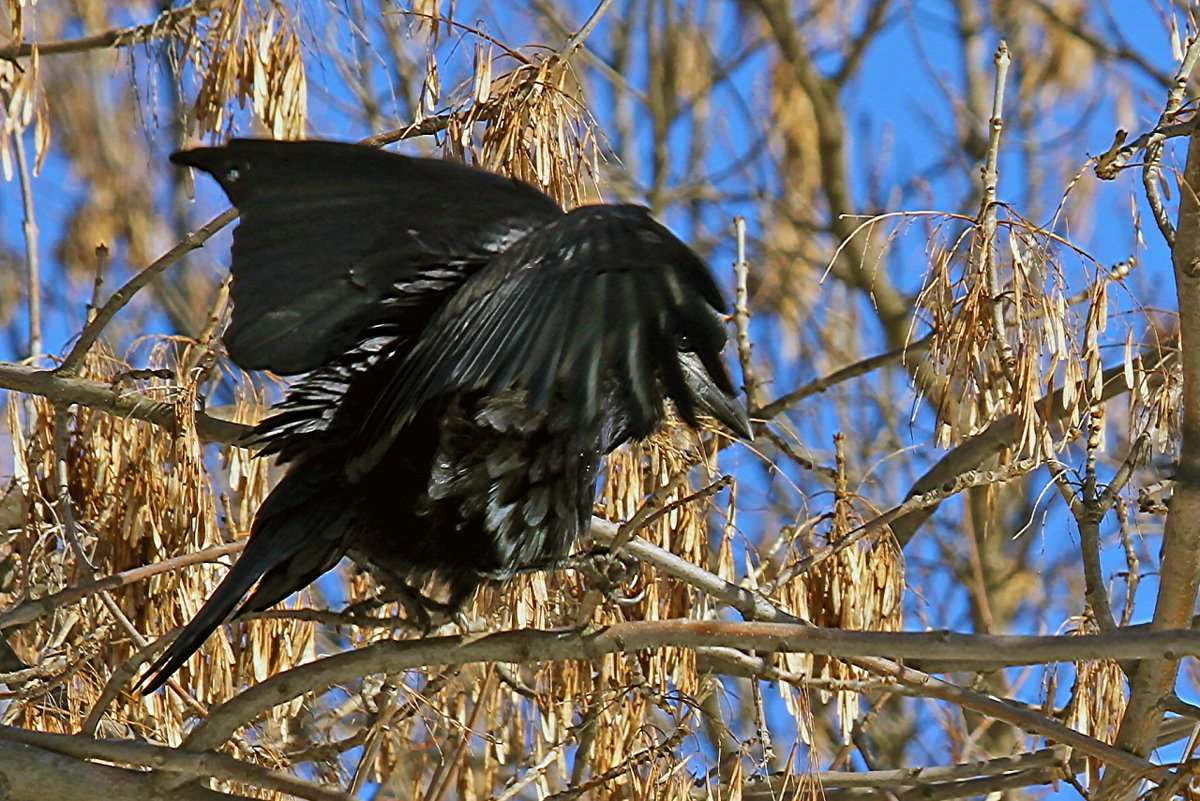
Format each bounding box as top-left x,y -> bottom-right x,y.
175,615 -> 1185,773
0,727 -> 353,801
0,3 -> 208,60
58,208 -> 238,375
742,746 -> 1068,792
0,362 -> 252,446
592,522 -> 1160,777
0,541 -> 245,632
1136,33 -> 1200,248
755,335 -> 933,420
1097,85 -> 1200,800
890,348 -> 1173,546
0,740 -> 255,801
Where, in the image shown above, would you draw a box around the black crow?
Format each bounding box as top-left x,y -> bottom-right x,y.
138,139 -> 751,692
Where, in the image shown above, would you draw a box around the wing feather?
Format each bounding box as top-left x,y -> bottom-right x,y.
172,139 -> 563,374
523,271 -> 583,408
348,204 -> 732,476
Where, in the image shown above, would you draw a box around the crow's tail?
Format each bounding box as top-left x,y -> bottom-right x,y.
137,467 -> 348,693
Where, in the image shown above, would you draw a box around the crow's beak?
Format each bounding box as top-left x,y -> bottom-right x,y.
680,352 -> 755,441
698,381 -> 755,441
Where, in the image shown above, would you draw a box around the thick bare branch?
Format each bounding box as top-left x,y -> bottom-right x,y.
0,362 -> 252,444
182,618 -> 1195,752
0,727 -> 353,801
0,740 -> 254,801
743,746 -> 1068,792
1098,86 -> 1200,800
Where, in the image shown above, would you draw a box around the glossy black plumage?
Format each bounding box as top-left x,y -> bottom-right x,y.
138,139 -> 751,692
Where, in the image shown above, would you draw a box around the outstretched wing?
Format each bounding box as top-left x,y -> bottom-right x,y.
172,139 -> 564,375
349,204 -> 735,476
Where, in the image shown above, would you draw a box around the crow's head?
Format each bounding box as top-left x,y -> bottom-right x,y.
661,311 -> 754,442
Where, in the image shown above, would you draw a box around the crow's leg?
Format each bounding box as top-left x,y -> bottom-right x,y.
503,548 -> 643,604
345,582 -> 460,633
574,549 -> 644,604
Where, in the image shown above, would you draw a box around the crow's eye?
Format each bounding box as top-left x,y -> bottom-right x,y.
223,160 -> 248,182
675,333 -> 693,351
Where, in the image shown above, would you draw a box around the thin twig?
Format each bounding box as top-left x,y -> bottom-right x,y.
349,677 -> 401,795
1095,121 -> 1197,181
1138,33 -> 1200,248
82,635 -> 208,735
832,0 -> 894,86
732,216 -> 763,412
0,541 -> 245,631
1064,258 -> 1136,305
96,592 -> 148,650
497,742 -> 571,801
86,245 -> 109,324
387,10 -> 531,64
756,335 -> 933,420
58,208 -> 238,376
609,468 -> 694,552
750,670 -> 775,771
0,1 -> 212,60
1097,435 -> 1150,513
769,456 -> 1042,588
564,0 -> 616,56
760,427 -> 839,481
545,730 -> 685,801
977,41 -> 1016,387
181,276 -> 231,380
359,112 -> 463,148
52,405 -> 94,575
635,475 -> 733,536
1026,0 -> 1172,89
242,607 -> 416,630
13,126 -> 40,362
425,669 -> 495,801
1119,494 -> 1141,626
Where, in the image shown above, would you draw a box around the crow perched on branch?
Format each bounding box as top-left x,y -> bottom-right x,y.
138,139 -> 751,692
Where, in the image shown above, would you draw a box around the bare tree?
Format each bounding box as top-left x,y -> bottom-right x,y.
0,1 -> 1196,799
